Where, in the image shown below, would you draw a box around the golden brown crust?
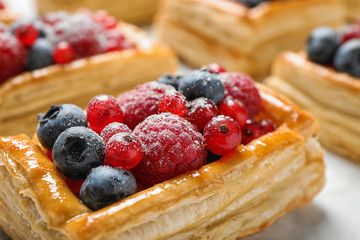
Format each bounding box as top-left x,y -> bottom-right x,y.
154,0 -> 346,78
0,85 -> 324,240
35,0 -> 161,24
0,22 -> 178,137
265,51 -> 360,162
343,0 -> 360,22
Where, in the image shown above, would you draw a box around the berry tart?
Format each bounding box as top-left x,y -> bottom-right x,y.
0,66 -> 324,240
0,10 -> 177,137
35,0 -> 161,24
154,0 -> 346,78
266,24 -> 360,161
0,1 -> 19,25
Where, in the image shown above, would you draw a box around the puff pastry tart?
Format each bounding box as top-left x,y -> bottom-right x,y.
35,0 -> 161,24
0,11 -> 177,137
154,0 -> 346,78
0,1 -> 19,25
0,66 -> 324,240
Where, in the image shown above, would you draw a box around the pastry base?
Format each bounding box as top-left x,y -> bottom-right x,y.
265,52 -> 360,162
0,85 -> 324,240
35,0 -> 160,24
344,0 -> 360,22
154,0 -> 346,78
0,23 -> 177,137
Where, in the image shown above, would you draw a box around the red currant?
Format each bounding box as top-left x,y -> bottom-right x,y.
53,41 -> 75,64
241,119 -> 263,145
100,122 -> 132,144
259,119 -> 276,133
65,178 -> 85,198
159,91 -> 187,116
105,133 -> 143,169
207,63 -> 226,74
203,115 -> 241,155
14,23 -> 39,46
184,97 -> 218,130
218,96 -> 248,128
87,94 -> 124,134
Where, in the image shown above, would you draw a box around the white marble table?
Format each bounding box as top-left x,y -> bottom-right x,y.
1,0 -> 360,239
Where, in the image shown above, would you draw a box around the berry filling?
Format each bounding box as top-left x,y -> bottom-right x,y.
306,24 -> 360,78
37,66 -> 276,210
0,10 -> 136,83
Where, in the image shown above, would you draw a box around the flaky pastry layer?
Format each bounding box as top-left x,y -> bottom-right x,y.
265,52 -> 360,162
35,0 -> 161,24
0,85 -> 324,240
343,0 -> 360,22
154,0 -> 346,78
0,22 -> 177,137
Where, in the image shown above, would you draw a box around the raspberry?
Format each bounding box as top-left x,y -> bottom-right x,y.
100,122 -> 131,144
42,12 -> 69,26
0,32 -> 26,83
159,91 -> 187,116
207,63 -> 226,74
0,23 -> 7,33
203,115 -> 241,156
117,82 -> 175,129
241,119 -> 263,145
105,29 -> 135,52
220,72 -> 261,118
104,133 -> 143,169
52,14 -> 106,59
46,150 -> 53,161
13,22 -> 39,46
184,97 -> 218,131
53,41 -> 75,64
93,10 -> 117,30
65,178 -> 85,198
218,96 -> 248,128
342,25 -> 360,44
0,1 -> 5,10
87,94 -> 124,134
132,113 -> 206,187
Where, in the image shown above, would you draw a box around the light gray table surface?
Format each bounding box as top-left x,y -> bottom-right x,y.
1,0 -> 360,239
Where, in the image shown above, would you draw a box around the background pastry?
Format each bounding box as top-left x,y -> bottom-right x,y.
344,0 -> 360,22
154,0 -> 346,78
0,0 -> 19,25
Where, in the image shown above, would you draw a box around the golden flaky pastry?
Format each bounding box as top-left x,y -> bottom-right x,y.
0,22 -> 177,137
35,0 -> 161,24
154,0 -> 346,78
265,52 -> 360,162
344,0 -> 360,22
0,85 -> 325,240
0,6 -> 19,25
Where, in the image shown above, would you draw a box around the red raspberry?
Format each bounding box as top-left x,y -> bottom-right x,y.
0,23 -> 6,33
342,25 -> 360,43
13,22 -> 39,46
100,122 -> 131,144
42,12 -> 69,26
87,94 -> 124,134
207,63 -> 226,74
184,97 -> 218,131
218,96 -> 248,128
0,1 -> 5,10
93,10 -> 117,30
159,91 -> 187,116
0,32 -> 26,83
53,41 -> 75,64
105,29 -> 135,52
203,115 -> 241,156
241,119 -> 263,145
65,178 -> 85,198
117,82 -> 175,129
52,14 -> 106,59
220,72 -> 261,118
132,113 -> 206,187
46,150 -> 53,161
104,133 -> 143,169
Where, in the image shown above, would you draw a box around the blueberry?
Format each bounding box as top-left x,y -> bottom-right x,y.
37,104 -> 87,150
157,73 -> 183,90
53,126 -> 105,180
27,38 -> 54,71
178,69 -> 225,104
80,166 -> 137,210
334,39 -> 360,78
32,19 -> 47,38
237,0 -> 268,8
306,27 -> 342,65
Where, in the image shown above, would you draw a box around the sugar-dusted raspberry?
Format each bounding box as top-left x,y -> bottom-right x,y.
207,63 -> 226,74
105,132 -> 143,169
220,72 -> 261,118
0,32 -> 26,83
87,94 -> 123,134
0,23 -> 7,33
342,25 -> 360,43
184,97 -> 218,131
105,29 -> 135,52
93,10 -> 117,30
132,113 -> 206,187
53,41 -> 75,64
159,91 -> 187,116
117,82 -> 175,129
0,1 -> 5,10
203,115 -> 241,156
42,12 -> 69,26
52,14 -> 106,59
100,122 -> 131,144
218,96 -> 248,128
